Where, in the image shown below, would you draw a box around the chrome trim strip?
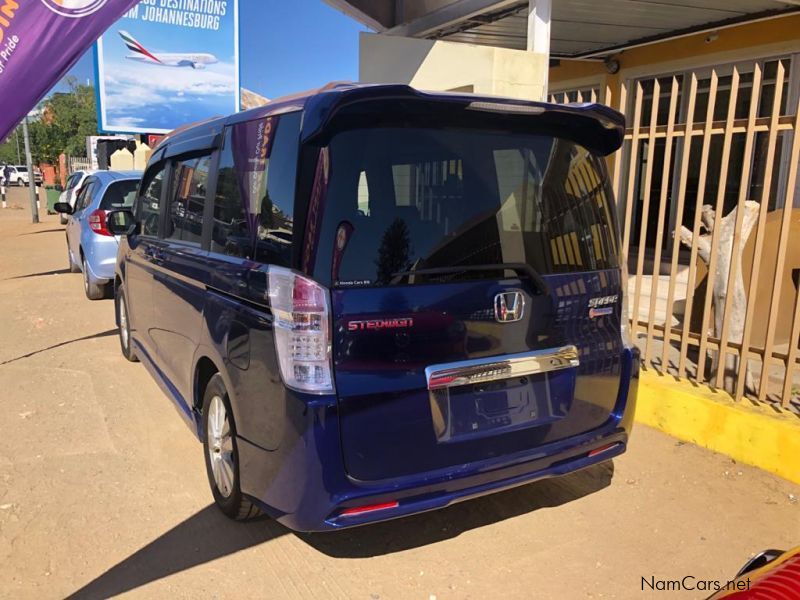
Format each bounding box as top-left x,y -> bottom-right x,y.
425,345 -> 580,391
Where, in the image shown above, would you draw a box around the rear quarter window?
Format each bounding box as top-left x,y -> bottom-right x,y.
210,112 -> 301,263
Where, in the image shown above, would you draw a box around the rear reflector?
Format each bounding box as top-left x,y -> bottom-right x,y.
587,442 -> 621,458
339,501 -> 399,517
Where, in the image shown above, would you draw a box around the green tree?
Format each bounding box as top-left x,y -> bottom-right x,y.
0,126 -> 23,165
28,77 -> 99,164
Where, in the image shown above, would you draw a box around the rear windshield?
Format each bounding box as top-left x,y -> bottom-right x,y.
312,127 -> 619,287
100,180 -> 139,210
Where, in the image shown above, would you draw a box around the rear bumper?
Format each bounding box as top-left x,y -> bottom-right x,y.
238,346 -> 639,532
83,238 -> 119,282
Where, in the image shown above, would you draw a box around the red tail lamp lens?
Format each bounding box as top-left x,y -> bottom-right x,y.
88,210 -> 113,236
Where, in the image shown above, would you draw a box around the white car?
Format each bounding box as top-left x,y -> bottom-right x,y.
1,165 -> 42,187
57,170 -> 95,225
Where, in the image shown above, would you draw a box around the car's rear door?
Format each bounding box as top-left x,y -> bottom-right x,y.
125,160 -> 169,359
310,125 -> 628,482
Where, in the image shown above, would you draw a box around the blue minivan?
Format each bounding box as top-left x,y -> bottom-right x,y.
107,83 -> 638,531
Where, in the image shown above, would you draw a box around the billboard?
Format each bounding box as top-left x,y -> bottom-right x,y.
0,0 -> 140,142
95,0 -> 239,134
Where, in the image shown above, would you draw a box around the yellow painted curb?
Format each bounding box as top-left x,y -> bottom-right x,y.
634,370 -> 800,485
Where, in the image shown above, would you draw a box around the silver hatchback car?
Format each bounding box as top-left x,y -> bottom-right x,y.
55,170 -> 142,299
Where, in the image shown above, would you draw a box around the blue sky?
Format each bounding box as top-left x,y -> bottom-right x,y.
59,0 -> 369,100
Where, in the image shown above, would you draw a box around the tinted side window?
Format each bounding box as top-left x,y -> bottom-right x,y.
72,183 -> 89,211
254,112 -> 301,265
138,162 -> 166,237
165,155 -> 211,246
211,112 -> 301,263
211,129 -> 249,257
76,179 -> 98,212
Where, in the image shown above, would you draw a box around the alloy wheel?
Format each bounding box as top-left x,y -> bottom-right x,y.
82,259 -> 89,293
119,295 -> 129,350
207,395 -> 235,498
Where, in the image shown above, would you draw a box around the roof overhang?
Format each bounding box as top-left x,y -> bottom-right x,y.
323,0 -> 800,58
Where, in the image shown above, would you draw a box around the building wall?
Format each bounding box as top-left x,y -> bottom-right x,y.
549,14 -> 800,101
549,13 -> 800,213
359,32 -> 548,101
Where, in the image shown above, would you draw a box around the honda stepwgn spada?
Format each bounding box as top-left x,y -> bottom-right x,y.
105,83 -> 639,531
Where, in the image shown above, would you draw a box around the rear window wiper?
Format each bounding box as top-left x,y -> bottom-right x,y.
390,263 -> 549,295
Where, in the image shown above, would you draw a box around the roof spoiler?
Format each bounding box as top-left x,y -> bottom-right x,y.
301,84 -> 625,156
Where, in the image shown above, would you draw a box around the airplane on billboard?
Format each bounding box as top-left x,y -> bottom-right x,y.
119,30 -> 219,70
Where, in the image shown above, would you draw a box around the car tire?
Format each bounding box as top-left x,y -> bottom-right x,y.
17,179 -> 23,187
115,286 -> 138,362
67,244 -> 81,273
202,374 -> 262,521
82,256 -> 105,300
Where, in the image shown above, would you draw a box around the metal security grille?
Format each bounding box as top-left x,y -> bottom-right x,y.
67,156 -> 91,174
549,87 -> 600,104
554,56 -> 800,410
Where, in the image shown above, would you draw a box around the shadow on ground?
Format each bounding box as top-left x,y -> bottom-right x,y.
6,268 -> 71,280
66,462 -> 613,599
0,329 -> 117,366
66,506 -> 283,600
17,228 -> 65,236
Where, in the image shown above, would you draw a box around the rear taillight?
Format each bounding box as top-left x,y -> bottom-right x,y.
88,210 -> 113,237
268,267 -> 335,394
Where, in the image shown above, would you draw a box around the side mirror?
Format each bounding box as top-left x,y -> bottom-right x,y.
736,549 -> 785,577
107,210 -> 137,236
53,202 -> 74,215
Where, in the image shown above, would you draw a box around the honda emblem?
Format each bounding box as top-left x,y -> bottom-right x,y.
494,291 -> 525,323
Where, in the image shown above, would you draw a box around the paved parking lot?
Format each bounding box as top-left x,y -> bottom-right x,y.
0,189 -> 798,599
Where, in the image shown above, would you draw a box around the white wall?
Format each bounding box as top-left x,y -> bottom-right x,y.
359,32 -> 548,101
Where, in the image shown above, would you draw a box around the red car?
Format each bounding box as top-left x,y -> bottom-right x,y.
709,547 -> 800,598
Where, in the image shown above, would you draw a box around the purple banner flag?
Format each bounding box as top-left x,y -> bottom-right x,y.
0,0 -> 140,141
